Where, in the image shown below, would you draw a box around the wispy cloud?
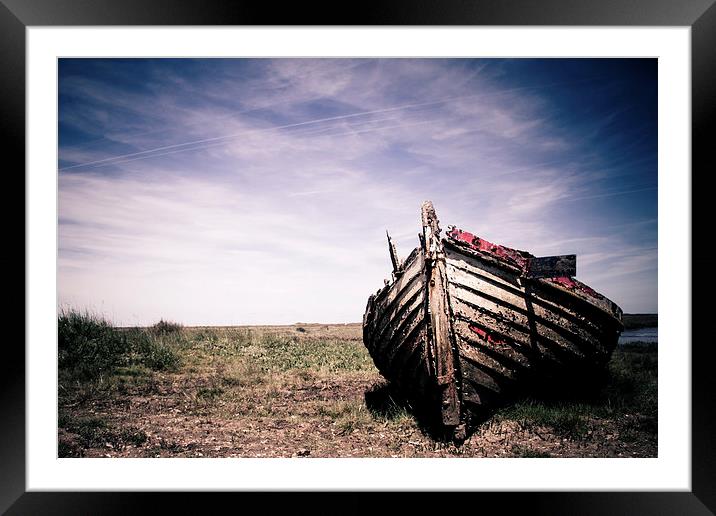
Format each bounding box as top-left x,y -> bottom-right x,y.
58,58 -> 657,324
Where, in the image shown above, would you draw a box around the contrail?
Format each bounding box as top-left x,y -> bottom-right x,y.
61,94 -> 327,152
59,76 -> 605,171
84,118 -> 437,169
60,61 -> 370,152
58,95 -> 473,170
563,186 -> 657,203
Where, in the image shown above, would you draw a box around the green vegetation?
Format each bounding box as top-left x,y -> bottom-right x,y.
498,400 -> 591,438
58,309 -> 182,382
58,320 -> 657,458
151,319 -> 184,335
319,388 -> 413,435
190,328 -> 374,374
319,400 -> 374,434
495,343 -> 657,440
196,386 -> 224,401
58,414 -> 147,457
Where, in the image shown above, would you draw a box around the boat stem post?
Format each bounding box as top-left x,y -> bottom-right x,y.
421,201 -> 461,429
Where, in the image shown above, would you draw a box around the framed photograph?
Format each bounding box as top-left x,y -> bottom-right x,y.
5,0 -> 713,513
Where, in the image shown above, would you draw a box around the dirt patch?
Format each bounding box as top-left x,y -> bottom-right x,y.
58,325 -> 656,458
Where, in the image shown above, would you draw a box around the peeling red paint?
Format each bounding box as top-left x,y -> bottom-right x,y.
547,276 -> 601,298
447,227 -> 532,270
447,227 -> 603,301
468,324 -> 509,346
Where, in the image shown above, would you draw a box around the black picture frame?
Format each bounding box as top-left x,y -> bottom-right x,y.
3,0 -> 713,513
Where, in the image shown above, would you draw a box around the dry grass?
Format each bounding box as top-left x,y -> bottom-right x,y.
58,322 -> 657,458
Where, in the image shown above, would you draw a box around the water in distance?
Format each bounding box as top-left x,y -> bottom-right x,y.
618,326 -> 657,345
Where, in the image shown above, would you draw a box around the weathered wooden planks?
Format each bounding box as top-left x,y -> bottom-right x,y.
362,244 -> 433,413
444,241 -> 620,410
421,201 -> 461,427
362,201 -> 623,437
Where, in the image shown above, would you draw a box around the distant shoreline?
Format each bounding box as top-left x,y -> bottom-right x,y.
116,315 -> 657,331
622,314 -> 658,330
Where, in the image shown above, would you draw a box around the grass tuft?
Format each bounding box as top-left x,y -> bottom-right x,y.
497,400 -> 590,438
151,319 -> 183,335
58,310 -> 129,381
58,414 -> 147,455
196,386 -> 224,401
495,343 -> 657,441
58,309 -> 181,382
58,320 -> 656,457
320,400 -> 374,434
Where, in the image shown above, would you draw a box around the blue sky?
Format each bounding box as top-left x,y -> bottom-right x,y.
58,58 -> 657,325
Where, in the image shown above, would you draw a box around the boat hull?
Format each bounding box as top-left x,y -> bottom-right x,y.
444,240 -> 622,421
363,250 -> 436,414
362,202 -> 624,436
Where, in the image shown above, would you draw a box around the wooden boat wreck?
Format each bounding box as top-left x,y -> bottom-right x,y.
362,201 -> 623,440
